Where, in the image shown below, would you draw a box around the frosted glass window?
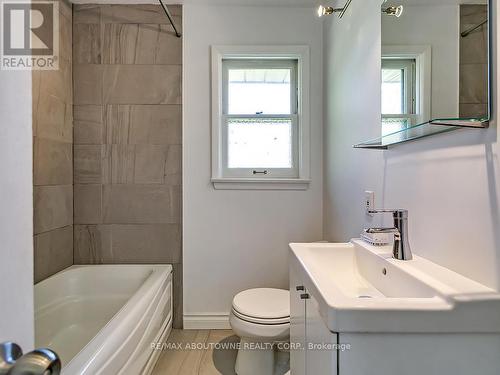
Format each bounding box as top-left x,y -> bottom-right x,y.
227,119 -> 292,169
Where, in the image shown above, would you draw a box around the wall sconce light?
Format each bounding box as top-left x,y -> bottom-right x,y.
317,0 -> 354,19
382,5 -> 404,17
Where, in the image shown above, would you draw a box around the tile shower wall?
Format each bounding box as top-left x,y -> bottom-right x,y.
72,4 -> 183,327
459,4 -> 489,118
33,0 -> 73,283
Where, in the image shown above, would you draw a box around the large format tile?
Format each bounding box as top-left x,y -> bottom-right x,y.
134,144 -> 169,183
101,4 -> 182,24
74,105 -> 104,144
74,224 -> 112,264
103,23 -> 182,65
74,4 -> 101,24
34,94 -> 72,142
74,184 -> 102,224
34,185 -> 73,234
59,5 -> 73,62
460,63 -> 488,104
74,224 -> 180,263
74,65 -> 103,105
105,105 -> 181,145
74,23 -> 102,64
102,184 -> 178,223
33,137 -> 72,185
102,144 -> 135,184
164,144 -> 182,186
103,65 -> 181,104
74,144 -> 102,184
111,224 -> 181,262
34,225 -> 73,283
172,263 -> 183,329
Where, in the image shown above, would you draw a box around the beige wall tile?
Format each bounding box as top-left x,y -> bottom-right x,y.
74,145 -> 102,184
172,263 -> 183,329
165,145 -> 182,178
105,105 -> 181,145
59,6 -> 73,62
74,65 -> 103,105
74,24 -> 102,64
74,4 -> 101,24
74,224 -> 112,264
34,185 -> 73,234
103,24 -> 181,65
34,94 -> 71,142
459,63 -> 488,104
59,0 -> 73,21
34,225 -> 73,283
74,185 -> 102,224
134,145 -> 169,183
459,103 -> 488,118
103,65 -> 181,104
34,138 -> 72,185
101,4 -> 181,24
105,144 -> 136,184
103,184 -> 178,223
111,224 -> 181,262
74,105 -> 104,144
74,224 -> 180,264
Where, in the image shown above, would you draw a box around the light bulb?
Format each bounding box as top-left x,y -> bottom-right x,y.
317,5 -> 335,17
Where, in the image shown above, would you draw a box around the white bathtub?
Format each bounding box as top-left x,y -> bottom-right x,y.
35,265 -> 173,375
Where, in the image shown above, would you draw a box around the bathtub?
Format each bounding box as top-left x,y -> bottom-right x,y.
35,265 -> 173,375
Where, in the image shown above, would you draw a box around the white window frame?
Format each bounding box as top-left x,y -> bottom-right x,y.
211,45 -> 311,190
382,45 -> 432,129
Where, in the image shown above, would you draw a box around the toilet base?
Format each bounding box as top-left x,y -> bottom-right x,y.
235,338 -> 275,375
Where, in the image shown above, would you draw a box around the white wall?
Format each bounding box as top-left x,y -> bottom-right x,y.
0,71 -> 34,349
382,5 -> 460,119
183,4 -> 323,326
324,0 -> 500,290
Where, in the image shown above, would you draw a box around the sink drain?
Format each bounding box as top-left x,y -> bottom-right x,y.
358,295 -> 373,299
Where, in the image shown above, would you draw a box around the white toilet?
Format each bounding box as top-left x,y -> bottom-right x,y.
229,288 -> 290,375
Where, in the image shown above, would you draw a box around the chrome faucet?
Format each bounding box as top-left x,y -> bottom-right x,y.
366,209 -> 412,260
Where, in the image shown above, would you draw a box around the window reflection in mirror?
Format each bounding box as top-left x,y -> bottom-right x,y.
381,0 -> 489,136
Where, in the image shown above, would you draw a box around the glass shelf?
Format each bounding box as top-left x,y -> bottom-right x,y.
353,118 -> 489,150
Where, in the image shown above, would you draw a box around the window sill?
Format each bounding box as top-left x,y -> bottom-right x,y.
211,178 -> 311,191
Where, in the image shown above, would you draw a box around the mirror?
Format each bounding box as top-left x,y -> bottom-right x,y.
381,0 -> 490,137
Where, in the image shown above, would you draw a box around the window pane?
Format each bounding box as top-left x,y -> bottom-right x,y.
382,69 -> 404,114
228,69 -> 291,115
227,118 -> 293,168
382,117 -> 412,136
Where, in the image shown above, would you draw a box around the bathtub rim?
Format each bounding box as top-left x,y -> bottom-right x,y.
35,264 -> 173,373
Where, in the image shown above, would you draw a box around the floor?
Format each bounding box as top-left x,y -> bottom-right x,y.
152,329 -> 290,375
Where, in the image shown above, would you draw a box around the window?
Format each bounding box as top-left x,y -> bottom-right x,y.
211,46 -> 310,190
381,58 -> 418,136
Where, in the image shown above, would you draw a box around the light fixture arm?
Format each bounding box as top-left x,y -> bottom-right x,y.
336,0 -> 354,18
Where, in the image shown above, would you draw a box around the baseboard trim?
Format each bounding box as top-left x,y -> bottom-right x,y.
183,314 -> 231,330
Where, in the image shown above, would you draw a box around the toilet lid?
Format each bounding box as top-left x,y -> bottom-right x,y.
232,288 -> 290,320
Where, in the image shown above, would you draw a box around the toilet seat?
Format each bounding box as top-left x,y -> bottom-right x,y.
232,307 -> 290,325
232,288 -> 290,324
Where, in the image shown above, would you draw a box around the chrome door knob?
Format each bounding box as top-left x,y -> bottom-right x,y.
1,342 -> 61,375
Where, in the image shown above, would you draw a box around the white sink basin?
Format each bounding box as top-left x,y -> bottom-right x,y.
289,240 -> 500,333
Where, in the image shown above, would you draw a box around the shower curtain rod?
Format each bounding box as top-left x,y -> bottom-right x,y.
461,19 -> 487,38
158,0 -> 182,38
